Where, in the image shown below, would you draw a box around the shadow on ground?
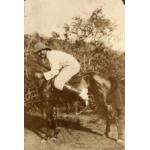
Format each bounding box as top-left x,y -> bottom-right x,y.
24,112 -> 107,139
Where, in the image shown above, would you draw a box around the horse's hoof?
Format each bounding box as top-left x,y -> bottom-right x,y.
117,139 -> 124,144
41,139 -> 47,143
50,137 -> 57,141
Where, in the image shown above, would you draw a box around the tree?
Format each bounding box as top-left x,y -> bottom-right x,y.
51,32 -> 60,39
62,8 -> 116,72
63,8 -> 114,46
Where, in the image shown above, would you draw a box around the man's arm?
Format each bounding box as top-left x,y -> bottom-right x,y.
43,52 -> 60,80
43,69 -> 59,80
34,69 -> 59,80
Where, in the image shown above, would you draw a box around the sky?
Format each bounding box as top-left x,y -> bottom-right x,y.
25,0 -> 124,51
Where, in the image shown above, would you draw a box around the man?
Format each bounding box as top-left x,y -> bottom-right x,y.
34,42 -> 89,103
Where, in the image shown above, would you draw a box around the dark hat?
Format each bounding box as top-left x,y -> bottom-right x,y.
34,42 -> 51,54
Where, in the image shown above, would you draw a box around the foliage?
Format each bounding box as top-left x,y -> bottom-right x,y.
63,9 -> 114,46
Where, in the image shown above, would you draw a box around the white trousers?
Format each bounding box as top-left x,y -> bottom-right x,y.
54,64 -> 80,90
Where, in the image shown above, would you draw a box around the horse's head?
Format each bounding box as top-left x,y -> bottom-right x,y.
81,72 -> 112,112
79,71 -> 99,90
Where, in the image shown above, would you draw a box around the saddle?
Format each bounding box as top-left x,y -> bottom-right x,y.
68,73 -> 82,84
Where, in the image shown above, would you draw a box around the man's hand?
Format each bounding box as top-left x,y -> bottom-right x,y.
35,72 -> 44,79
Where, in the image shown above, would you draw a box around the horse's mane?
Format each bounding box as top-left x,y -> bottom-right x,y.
83,71 -> 120,91
77,71 -> 99,79
81,71 -> 98,76
108,77 -> 120,94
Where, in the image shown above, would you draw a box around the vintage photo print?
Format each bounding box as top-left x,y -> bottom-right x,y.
24,0 -> 125,150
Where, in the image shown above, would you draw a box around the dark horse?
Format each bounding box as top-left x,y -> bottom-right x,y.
33,71 -> 124,143
25,57 -> 124,143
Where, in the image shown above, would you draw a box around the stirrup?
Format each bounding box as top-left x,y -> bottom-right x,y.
63,84 -> 80,94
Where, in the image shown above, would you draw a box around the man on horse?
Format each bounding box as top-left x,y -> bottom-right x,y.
33,42 -> 89,103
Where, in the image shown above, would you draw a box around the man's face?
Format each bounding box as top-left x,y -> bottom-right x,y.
37,50 -> 47,59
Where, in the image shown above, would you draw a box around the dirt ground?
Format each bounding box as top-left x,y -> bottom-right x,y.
25,112 -> 124,150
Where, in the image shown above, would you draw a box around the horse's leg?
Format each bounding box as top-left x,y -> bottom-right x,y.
51,106 -> 59,138
41,107 -> 47,119
74,101 -> 79,115
44,101 -> 51,140
102,88 -> 112,137
116,109 -> 124,143
46,103 -> 59,139
38,100 -> 46,119
66,103 -> 71,114
104,117 -> 111,137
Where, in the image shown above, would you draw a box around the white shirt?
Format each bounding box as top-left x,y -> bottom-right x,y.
43,50 -> 79,80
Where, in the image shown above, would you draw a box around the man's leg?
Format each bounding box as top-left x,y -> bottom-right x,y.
54,66 -> 89,101
54,66 -> 80,91
63,84 -> 80,94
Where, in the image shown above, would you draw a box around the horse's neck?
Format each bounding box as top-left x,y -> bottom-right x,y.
92,74 -> 111,90
108,81 -> 120,96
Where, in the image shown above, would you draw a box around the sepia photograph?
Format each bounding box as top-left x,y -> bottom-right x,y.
24,0 -> 125,150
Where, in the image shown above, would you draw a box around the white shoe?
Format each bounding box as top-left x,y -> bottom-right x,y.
117,139 -> 124,144
41,139 -> 47,143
